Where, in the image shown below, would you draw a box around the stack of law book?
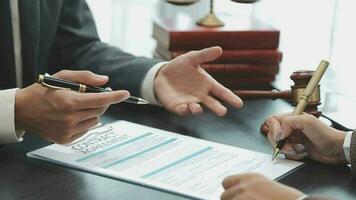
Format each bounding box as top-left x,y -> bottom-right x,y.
152,15 -> 282,89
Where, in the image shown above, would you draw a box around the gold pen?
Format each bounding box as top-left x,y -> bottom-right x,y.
272,60 -> 329,161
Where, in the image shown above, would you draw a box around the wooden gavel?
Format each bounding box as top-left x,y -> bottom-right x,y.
233,70 -> 322,117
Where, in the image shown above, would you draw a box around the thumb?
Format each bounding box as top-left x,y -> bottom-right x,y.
53,70 -> 109,86
222,174 -> 243,189
186,46 -> 223,66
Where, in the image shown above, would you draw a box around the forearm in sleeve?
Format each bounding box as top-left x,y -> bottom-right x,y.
50,0 -> 159,96
0,89 -> 24,144
350,131 -> 356,177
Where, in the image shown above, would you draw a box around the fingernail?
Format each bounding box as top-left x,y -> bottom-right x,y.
294,144 -> 306,153
99,75 -> 108,80
105,87 -> 113,92
176,104 -> 189,115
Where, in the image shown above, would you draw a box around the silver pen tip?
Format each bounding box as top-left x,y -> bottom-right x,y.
271,148 -> 280,161
138,98 -> 149,104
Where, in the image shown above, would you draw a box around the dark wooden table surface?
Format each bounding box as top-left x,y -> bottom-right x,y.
1,99 -> 355,200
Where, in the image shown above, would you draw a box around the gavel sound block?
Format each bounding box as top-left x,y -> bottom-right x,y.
233,71 -> 322,135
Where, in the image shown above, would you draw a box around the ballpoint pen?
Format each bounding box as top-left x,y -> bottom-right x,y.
37,74 -> 149,105
271,60 -> 329,161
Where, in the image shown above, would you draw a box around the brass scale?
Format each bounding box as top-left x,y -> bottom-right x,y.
165,0 -> 259,27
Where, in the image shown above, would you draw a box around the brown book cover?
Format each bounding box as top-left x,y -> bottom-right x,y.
220,83 -> 274,90
156,45 -> 283,64
153,51 -> 275,90
154,50 -> 279,76
202,63 -> 279,76
213,76 -> 275,83
153,16 -> 280,51
213,76 -> 275,90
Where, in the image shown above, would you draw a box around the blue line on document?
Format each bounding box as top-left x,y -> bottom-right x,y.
103,138 -> 178,169
76,133 -> 153,162
141,146 -> 213,179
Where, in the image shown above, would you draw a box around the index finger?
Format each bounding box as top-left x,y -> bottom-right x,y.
266,112 -> 293,123
211,82 -> 243,108
265,112 -> 296,145
264,112 -> 293,134
53,70 -> 109,87
265,116 -> 283,147
74,90 -> 130,109
186,46 -> 222,66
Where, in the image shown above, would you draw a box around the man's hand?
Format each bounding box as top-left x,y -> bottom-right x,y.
15,70 -> 130,144
154,46 -> 243,116
221,173 -> 304,200
265,113 -> 347,164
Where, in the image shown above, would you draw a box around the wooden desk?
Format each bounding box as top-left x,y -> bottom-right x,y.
0,99 -> 355,199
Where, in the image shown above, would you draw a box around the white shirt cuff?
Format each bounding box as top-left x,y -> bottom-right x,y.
296,195 -> 308,200
0,88 -> 24,144
343,131 -> 353,163
140,62 -> 168,106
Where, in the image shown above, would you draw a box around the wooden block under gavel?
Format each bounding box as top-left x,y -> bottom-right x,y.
233,71 -> 322,135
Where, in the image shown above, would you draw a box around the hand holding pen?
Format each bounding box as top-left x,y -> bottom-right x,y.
38,74 -> 149,104
265,112 -> 348,164
271,60 -> 329,161
15,70 -> 136,144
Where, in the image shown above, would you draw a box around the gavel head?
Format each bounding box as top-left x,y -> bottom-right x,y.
290,70 -> 322,117
260,70 -> 322,135
165,0 -> 199,6
260,70 -> 323,135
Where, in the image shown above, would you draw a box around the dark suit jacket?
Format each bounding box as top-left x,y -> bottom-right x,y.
304,131 -> 356,200
0,0 -> 158,95
350,131 -> 356,177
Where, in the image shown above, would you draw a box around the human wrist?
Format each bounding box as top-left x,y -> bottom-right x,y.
15,88 -> 28,131
141,62 -> 167,106
333,130 -> 347,164
153,63 -> 168,101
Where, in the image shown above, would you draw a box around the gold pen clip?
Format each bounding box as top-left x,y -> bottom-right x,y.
299,94 -> 311,103
37,74 -> 72,91
78,84 -> 87,93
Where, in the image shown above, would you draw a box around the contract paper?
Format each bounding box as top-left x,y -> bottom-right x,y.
27,121 -> 303,200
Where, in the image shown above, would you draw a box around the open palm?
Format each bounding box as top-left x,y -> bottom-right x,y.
154,46 -> 243,116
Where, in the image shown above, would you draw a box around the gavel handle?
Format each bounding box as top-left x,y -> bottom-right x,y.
233,90 -> 292,100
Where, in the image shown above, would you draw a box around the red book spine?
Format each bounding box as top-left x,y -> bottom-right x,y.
154,50 -> 276,89
213,76 -> 275,90
170,32 -> 279,51
156,46 -> 283,64
153,22 -> 280,51
154,51 -> 279,76
213,76 -> 275,83
201,63 -> 279,76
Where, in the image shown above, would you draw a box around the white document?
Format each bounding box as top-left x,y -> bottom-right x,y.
27,121 -> 303,200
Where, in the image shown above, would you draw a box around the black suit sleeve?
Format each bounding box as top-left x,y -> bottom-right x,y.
350,131 -> 356,177
51,0 -> 159,96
